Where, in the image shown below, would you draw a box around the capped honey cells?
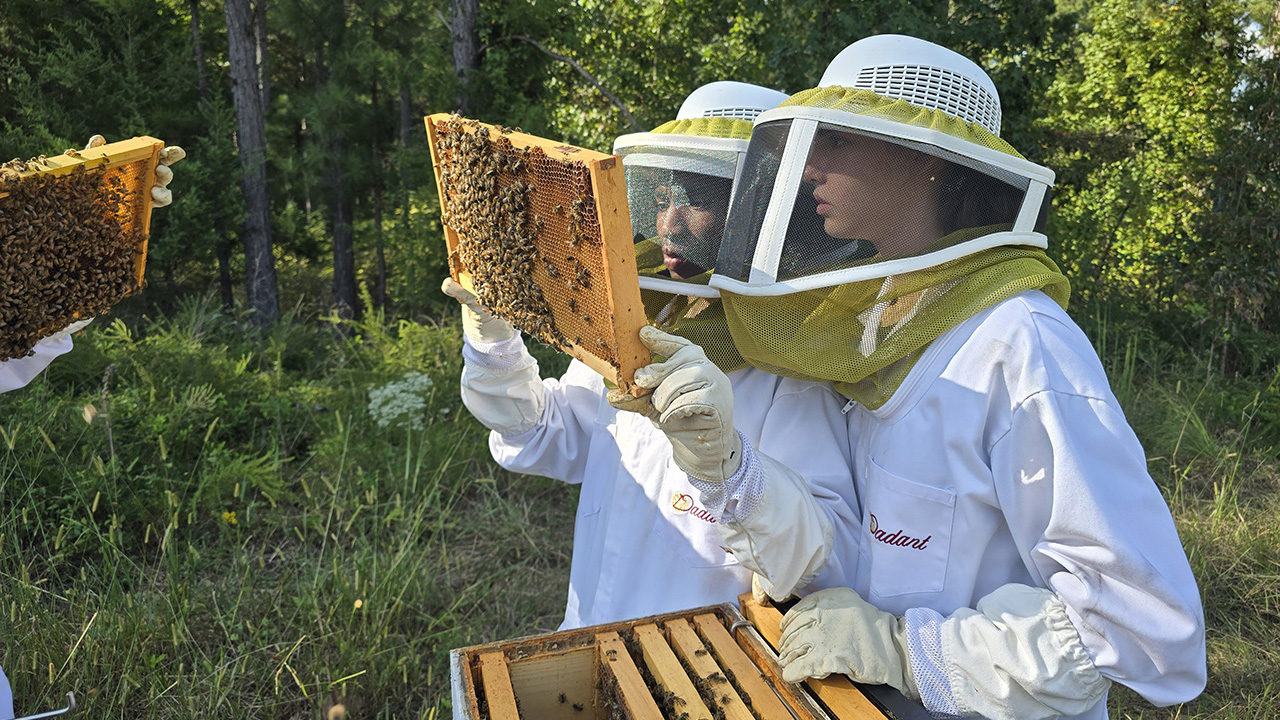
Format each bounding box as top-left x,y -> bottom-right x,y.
0,161 -> 143,361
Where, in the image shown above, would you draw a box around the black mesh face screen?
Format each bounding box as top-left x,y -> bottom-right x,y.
1035,186 -> 1051,234
774,124 -> 1028,281
717,121 -> 791,282
778,184 -> 876,281
715,118 -> 1041,290
626,166 -> 734,279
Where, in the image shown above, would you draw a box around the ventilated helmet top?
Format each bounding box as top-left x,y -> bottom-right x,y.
819,34 -> 1002,136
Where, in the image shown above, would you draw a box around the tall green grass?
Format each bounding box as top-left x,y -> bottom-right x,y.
0,297 -> 573,718
2,298 -> 1277,718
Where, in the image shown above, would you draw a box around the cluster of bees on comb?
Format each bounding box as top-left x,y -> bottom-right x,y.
436,115 -> 611,357
0,158 -> 141,360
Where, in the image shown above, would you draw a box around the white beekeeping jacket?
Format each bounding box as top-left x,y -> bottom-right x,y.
837,290 -> 1205,719
479,352 -> 861,629
0,335 -> 73,393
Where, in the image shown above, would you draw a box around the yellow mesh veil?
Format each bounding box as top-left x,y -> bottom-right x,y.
649,117 -> 754,141
722,243 -> 1069,408
778,87 -> 1025,159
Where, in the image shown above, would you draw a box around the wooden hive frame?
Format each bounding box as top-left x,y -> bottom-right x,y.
424,114 -> 650,393
737,594 -> 896,720
1,136 -> 164,290
449,603 -> 892,720
0,136 -> 164,359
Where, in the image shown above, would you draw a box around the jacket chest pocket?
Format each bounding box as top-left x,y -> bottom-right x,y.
863,460 -> 955,598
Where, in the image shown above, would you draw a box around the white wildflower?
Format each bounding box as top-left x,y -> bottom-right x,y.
368,372 -> 436,430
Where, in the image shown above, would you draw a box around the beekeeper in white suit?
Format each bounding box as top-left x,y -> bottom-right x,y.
445,82 -> 863,629
615,34 -> 1207,720
0,135 -> 183,720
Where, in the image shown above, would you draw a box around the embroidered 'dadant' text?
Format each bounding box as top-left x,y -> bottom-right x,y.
869,512 -> 931,550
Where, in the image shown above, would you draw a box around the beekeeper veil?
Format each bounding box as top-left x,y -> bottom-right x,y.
613,81 -> 786,370
710,35 -> 1070,407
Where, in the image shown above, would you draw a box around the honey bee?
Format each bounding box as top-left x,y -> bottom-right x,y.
0,162 -> 139,359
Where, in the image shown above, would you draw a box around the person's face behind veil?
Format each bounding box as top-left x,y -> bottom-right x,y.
800,129 -> 945,259
654,170 -> 731,279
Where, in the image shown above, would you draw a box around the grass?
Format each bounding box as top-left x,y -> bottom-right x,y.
0,297 -> 575,719
1,297 -> 1278,718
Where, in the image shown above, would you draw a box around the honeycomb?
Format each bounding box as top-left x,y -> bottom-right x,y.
0,139 -> 161,361
426,114 -> 649,391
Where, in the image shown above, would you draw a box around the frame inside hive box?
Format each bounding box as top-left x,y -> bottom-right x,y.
425,114 -> 649,393
449,602 -> 894,720
0,136 -> 164,361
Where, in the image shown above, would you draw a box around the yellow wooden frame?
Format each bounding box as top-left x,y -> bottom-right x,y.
448,602 -> 888,720
1,136 -> 164,289
424,114 -> 650,392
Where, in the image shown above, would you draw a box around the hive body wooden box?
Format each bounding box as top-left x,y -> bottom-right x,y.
449,596 -> 899,720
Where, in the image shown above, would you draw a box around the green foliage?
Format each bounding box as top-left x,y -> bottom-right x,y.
1042,0 -> 1280,371
0,304 -> 583,717
1045,0 -> 1243,303
3,0 -> 1278,371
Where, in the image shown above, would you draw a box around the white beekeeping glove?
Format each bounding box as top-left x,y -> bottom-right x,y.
43,318 -> 94,341
779,587 -> 919,698
152,144 -> 186,207
780,584 -> 1112,720
441,277 -> 516,345
607,326 -> 741,483
444,277 -> 543,437
83,135 -> 185,208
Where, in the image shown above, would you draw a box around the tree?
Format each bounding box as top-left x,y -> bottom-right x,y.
451,0 -> 480,114
1043,0 -> 1245,316
225,0 -> 281,324
1193,3 -> 1280,362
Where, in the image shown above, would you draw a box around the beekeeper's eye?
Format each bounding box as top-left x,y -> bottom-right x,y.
654,184 -> 692,211
683,186 -> 717,211
814,130 -> 853,153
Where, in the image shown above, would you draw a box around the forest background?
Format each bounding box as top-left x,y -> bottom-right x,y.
1,0 -> 1279,717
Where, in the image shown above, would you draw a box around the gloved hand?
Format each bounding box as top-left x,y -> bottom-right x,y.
607,326 -> 741,483
1,319 -> 86,392
441,277 -> 516,345
778,587 -> 920,699
44,317 -> 94,341
752,573 -> 777,604
84,135 -> 186,208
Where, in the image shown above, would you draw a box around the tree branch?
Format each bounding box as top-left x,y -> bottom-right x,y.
483,35 -> 640,130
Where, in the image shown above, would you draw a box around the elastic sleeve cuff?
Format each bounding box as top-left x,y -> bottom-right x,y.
904,607 -> 963,719
688,431 -> 764,523
462,332 -> 529,371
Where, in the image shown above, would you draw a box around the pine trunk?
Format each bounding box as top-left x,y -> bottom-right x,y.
224,0 -> 280,324
450,0 -> 479,113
